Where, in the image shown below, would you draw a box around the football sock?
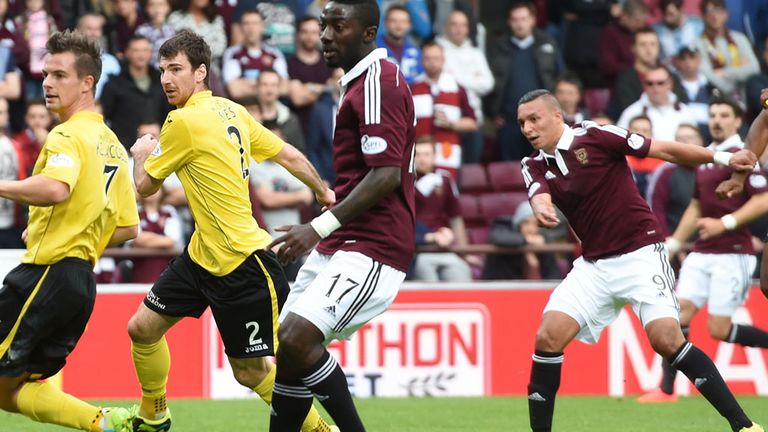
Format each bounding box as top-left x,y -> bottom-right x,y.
131,337 -> 170,420
302,349 -> 365,432
15,381 -> 102,431
660,326 -> 688,394
528,350 -> 563,432
728,324 -> 768,348
270,375 -> 314,432
669,342 -> 752,431
253,364 -> 327,432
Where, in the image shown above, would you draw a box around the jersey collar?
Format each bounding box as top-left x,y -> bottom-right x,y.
339,48 -> 388,88
183,90 -> 213,108
538,125 -> 573,176
69,110 -> 103,122
711,134 -> 743,152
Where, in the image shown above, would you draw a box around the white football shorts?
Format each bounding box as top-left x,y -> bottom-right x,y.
676,252 -> 756,316
544,242 -> 680,344
280,250 -> 404,344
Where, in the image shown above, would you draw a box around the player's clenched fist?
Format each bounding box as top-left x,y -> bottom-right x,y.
530,193 -> 560,229
130,133 -> 158,159
728,149 -> 757,172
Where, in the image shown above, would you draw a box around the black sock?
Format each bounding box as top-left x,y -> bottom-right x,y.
528,350 -> 563,432
269,375 -> 313,432
728,324 -> 768,348
660,326 -> 688,394
669,342 -> 752,431
302,349 -> 365,432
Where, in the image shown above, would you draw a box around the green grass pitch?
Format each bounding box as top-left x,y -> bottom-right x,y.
2,396 -> 766,431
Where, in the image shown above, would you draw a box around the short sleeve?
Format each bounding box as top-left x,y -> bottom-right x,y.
247,114 -> 285,162
589,124 -> 651,159
145,113 -> 194,180
113,165 -> 139,228
522,157 -> 549,198
744,167 -> 768,196
39,130 -> 81,189
353,65 -> 411,167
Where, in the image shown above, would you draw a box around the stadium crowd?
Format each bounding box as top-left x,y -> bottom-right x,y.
0,0 -> 765,283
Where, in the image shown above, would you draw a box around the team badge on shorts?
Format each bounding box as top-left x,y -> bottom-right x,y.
575,148 -> 589,165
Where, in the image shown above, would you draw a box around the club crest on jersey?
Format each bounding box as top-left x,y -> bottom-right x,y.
574,148 -> 589,165
361,135 -> 388,155
750,174 -> 768,188
627,133 -> 645,150
151,143 -> 162,156
48,153 -> 74,167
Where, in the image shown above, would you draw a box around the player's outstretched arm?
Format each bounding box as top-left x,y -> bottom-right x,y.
667,199 -> 701,254
647,139 -> 757,171
269,142 -> 335,207
107,224 -> 139,247
131,134 -> 164,197
530,193 -> 560,229
698,191 -> 768,240
0,174 -> 70,206
269,166 -> 400,264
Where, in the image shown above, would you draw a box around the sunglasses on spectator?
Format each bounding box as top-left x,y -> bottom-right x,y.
644,80 -> 668,87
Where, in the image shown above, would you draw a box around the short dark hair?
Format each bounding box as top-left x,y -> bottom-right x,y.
622,0 -> 649,16
509,1 -> 536,17
416,135 -> 435,145
420,39 -> 442,51
555,71 -> 583,93
159,30 -> 211,88
385,4 -> 409,20
126,34 -> 151,48
46,30 -> 102,92
297,15 -> 320,31
239,8 -> 265,22
629,114 -> 652,126
518,89 -> 554,107
633,27 -> 658,43
256,68 -> 281,82
700,0 -> 726,14
709,94 -> 744,119
661,0 -> 683,10
332,0 -> 380,29
26,97 -> 46,109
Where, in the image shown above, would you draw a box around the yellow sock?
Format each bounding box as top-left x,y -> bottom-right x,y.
16,381 -> 101,431
131,337 -> 170,420
252,365 -> 328,432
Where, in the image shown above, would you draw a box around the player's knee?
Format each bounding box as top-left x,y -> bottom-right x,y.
127,314 -> 156,344
534,326 -> 565,352
649,331 -> 683,358
231,361 -> 270,389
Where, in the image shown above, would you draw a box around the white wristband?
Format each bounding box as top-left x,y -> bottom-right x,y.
713,151 -> 733,167
721,214 -> 738,231
665,237 -> 681,254
310,210 -> 341,239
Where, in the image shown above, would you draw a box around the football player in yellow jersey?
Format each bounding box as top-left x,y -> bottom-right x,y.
0,31 -> 138,432
127,31 -> 337,432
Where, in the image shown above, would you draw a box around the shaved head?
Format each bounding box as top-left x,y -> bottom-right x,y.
518,89 -> 563,115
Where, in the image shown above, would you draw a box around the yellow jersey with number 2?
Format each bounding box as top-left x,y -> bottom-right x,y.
145,91 -> 285,276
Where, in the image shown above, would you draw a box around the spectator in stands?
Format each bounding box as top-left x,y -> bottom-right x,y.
0,42 -> 21,103
12,98 -> 48,177
167,0 -> 227,65
412,41 -> 477,180
436,9 -> 493,164
78,13 -> 120,100
0,97 -> 24,248
250,126 -> 313,280
483,201 -> 563,280
653,0 -> 704,64
610,28 -> 688,119
376,4 -> 422,85
672,45 -> 713,133
555,72 -> 589,127
412,136 -> 475,282
251,68 -> 305,154
598,0 -> 649,90
286,16 -> 332,132
626,114 -> 661,197
231,0 -> 298,55
488,1 -> 561,161
111,0 -> 145,55
129,186 -> 184,283
135,0 -> 175,67
428,0 -> 478,45
694,0 -> 759,100
745,36 -> 768,121
222,9 -> 288,103
646,123 -> 702,237
560,0 -> 616,89
101,36 -> 171,151
617,65 -> 695,141
15,0 -> 56,100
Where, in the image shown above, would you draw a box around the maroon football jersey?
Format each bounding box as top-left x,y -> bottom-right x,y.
692,136 -> 768,254
316,49 -> 417,272
522,121 -> 664,260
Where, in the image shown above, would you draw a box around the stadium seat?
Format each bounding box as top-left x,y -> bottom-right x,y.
479,192 -> 528,223
458,194 -> 485,228
583,88 -> 611,118
467,226 -> 490,244
459,163 -> 490,194
487,161 -> 526,191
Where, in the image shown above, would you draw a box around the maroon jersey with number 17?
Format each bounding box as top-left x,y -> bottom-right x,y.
316,48 -> 417,272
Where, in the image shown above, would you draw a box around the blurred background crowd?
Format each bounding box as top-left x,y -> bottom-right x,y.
0,0 -> 765,283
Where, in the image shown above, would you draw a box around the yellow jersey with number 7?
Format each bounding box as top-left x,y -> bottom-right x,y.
144,91 -> 285,276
